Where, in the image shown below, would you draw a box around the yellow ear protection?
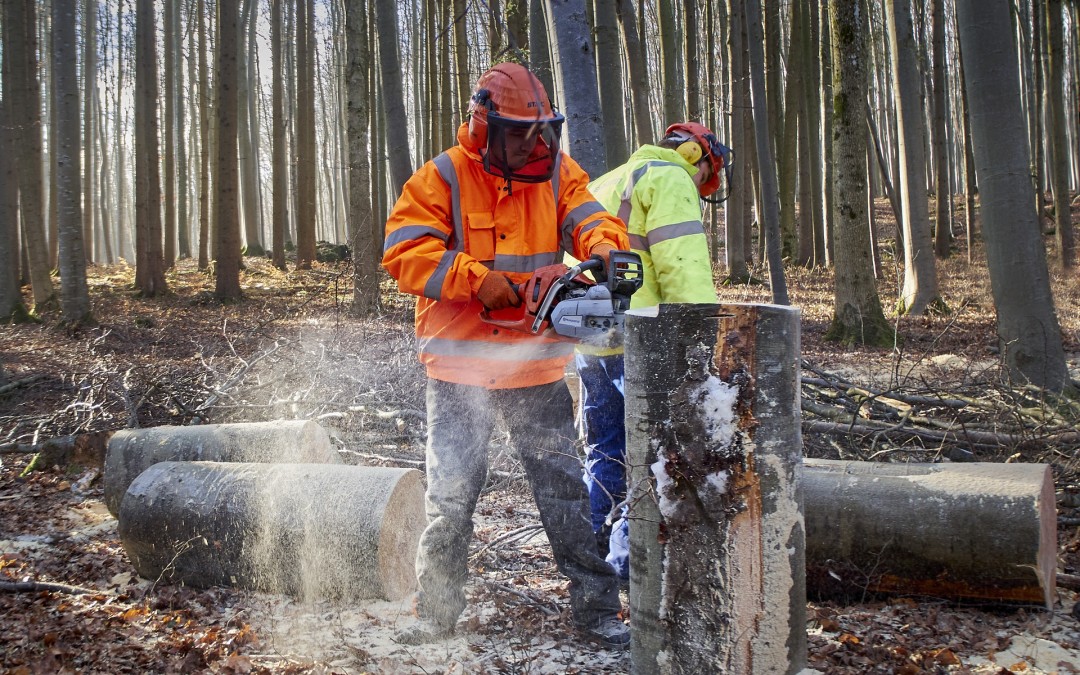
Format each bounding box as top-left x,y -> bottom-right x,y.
676,140 -> 703,165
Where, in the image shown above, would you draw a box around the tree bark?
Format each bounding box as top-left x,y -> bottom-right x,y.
804,459 -> 1056,608
198,0 -> 211,269
826,0 -> 892,347
887,0 -> 939,315
134,0 -> 167,296
0,90 -> 25,320
955,0 -> 1071,393
594,0 -> 628,167
52,0 -> 91,324
617,0 -> 651,145
374,0 -> 413,197
657,0 -> 682,123
743,0 -> 789,305
215,0 -> 242,300
1044,0 -> 1075,268
83,0 -> 98,263
118,461 -> 425,601
348,0 -> 379,316
725,0 -> 750,282
103,419 -> 340,517
546,0 -> 608,177
295,0 -> 317,268
271,0 -> 288,270
929,0 -> 951,259
625,303 -> 806,675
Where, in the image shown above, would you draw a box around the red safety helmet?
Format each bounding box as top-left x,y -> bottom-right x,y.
664,122 -> 733,200
468,63 -> 565,184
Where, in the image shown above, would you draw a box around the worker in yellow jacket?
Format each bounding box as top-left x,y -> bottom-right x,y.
577,123 -> 732,579
382,63 -> 631,648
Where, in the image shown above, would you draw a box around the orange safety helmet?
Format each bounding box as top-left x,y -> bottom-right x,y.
664,122 -> 734,201
468,63 -> 565,184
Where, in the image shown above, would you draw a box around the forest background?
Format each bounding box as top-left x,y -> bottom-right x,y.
3,0 -> 1080,672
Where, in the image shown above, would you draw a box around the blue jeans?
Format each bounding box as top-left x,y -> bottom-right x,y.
574,352 -> 629,579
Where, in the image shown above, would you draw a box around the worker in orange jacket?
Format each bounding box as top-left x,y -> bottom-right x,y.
382,62 -> 630,648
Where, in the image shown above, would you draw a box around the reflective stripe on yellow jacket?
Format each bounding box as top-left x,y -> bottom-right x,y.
577,145 -> 719,356
382,123 -> 630,388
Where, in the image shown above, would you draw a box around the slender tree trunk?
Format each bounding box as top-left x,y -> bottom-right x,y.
803,0 -> 826,265
778,0 -> 804,262
529,0 -> 555,100
134,0 -> 167,296
887,0 -> 939,314
744,0 -> 788,305
198,0 -> 211,269
163,0 -> 177,267
1,50 -> 29,319
347,0 -> 378,316
595,0 -> 628,167
215,0 -> 242,299
53,0 -> 91,323
237,0 -> 262,256
1045,0 -> 1075,267
176,0 -> 190,260
930,0 -> 951,258
684,0 -> 701,120
955,0 -> 1070,392
83,0 -> 98,264
8,0 -> 55,308
271,0 -> 288,269
725,0 -> 750,282
116,0 -> 131,263
547,0 -> 608,178
616,0 -> 651,144
957,27 -> 977,266
658,0 -> 683,122
826,0 -> 892,347
295,0 -> 317,268
375,0 -> 414,197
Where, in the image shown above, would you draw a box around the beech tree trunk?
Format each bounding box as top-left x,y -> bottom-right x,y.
625,303 -> 806,675
804,459 -> 1056,608
118,461 -> 425,601
103,420 -> 340,516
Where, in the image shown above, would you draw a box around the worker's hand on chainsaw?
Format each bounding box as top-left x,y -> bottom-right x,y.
589,243 -> 616,283
477,272 -> 521,310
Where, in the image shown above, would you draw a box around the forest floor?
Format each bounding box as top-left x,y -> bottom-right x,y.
3,223 -> 1080,674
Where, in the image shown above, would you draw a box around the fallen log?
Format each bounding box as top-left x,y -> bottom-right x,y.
804,458 -> 1056,608
118,461 -> 425,601
104,420 -> 340,516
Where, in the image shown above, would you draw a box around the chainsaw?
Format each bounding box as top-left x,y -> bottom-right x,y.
481,251 -> 644,344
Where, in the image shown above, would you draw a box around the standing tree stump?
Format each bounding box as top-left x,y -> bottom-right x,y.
104,420 -> 340,516
804,458 -> 1056,607
118,461 -> 425,601
624,302 -> 806,674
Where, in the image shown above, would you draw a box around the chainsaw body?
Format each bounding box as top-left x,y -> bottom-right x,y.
480,251 -> 644,343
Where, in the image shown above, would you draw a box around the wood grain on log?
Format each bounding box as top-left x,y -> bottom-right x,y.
118,461 -> 425,601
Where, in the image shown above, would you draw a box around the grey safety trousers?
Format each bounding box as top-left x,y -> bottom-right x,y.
414,377 -> 622,629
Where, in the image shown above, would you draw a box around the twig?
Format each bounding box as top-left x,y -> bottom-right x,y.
0,374 -> 48,397
0,580 -> 103,595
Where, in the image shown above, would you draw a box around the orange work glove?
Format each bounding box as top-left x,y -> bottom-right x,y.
477,272 -> 521,310
590,243 -> 616,264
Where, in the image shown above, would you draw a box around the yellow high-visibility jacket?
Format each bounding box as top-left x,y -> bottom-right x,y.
579,145 -> 719,356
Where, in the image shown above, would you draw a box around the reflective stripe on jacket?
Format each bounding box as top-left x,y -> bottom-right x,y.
578,145 -> 719,356
382,123 -> 630,389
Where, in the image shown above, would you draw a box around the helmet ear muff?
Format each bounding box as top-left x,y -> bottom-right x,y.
676,140 -> 703,165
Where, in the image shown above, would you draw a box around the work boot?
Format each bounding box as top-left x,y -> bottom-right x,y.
393,618 -> 455,645
595,524 -> 612,560
580,615 -> 630,648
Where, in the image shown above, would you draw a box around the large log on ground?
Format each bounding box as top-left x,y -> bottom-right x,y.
104,420 -> 339,516
804,458 -> 1056,608
625,303 -> 806,675
118,461 -> 424,601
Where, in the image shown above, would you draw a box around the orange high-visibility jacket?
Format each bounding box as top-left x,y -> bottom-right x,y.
383,123 -> 629,389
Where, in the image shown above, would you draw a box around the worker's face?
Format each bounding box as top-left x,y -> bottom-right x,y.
692,158 -> 713,191
490,124 -> 541,170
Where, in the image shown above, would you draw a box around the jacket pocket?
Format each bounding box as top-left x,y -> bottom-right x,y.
466,211 -> 497,262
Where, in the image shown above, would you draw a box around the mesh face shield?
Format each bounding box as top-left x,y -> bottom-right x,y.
482,112 -> 566,184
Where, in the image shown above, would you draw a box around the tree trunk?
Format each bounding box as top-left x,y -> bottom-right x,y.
594,0 -> 628,167
214,0 -> 242,300
657,0 -> 682,123
955,0 -> 1071,392
744,0 -> 789,305
103,419 -> 340,517
0,89 -> 28,320
271,0 -> 288,270
684,0 -> 700,120
617,0 -> 651,145
529,0 -> 555,104
83,0 -> 98,263
957,32 -> 977,266
778,0 -> 804,261
929,0 -> 951,259
134,0 -> 167,297
348,0 -> 379,316
237,0 -> 263,257
546,0 -> 608,177
804,459 -> 1056,608
1044,0 -> 1075,268
163,0 -> 177,266
725,0 -> 750,282
118,461 -> 425,601
374,0 -> 413,197
826,0 -> 891,347
295,0 -> 317,268
887,0 -> 938,315
625,303 -> 806,675
198,0 -> 212,269
53,0 -> 91,323
176,0 -> 190,260
8,0 -> 55,308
